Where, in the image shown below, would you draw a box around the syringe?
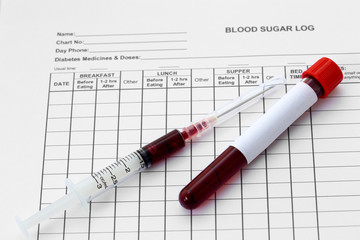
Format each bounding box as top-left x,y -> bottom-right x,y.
16,75 -> 286,236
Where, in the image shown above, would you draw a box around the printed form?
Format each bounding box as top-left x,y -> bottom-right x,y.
0,0 -> 360,239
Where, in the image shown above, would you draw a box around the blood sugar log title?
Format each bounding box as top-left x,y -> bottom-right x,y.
225,25 -> 315,33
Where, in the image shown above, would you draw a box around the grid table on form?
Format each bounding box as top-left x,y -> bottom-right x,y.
39,64 -> 360,240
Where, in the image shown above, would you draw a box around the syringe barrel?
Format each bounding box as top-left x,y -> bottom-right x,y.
86,130 -> 187,199
88,152 -> 147,200
90,129 -> 186,199
17,129 -> 188,236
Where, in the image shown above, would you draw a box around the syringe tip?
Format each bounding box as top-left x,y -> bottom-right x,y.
182,115 -> 217,140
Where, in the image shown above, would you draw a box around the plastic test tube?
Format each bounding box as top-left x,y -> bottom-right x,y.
179,57 -> 344,210
16,75 -> 285,236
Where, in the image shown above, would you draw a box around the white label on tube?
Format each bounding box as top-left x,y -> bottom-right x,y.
231,81 -> 318,163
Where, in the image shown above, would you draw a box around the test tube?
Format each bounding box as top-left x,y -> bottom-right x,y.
179,57 -> 343,210
17,75 -> 285,236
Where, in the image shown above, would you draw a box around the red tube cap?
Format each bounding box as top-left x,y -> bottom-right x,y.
302,57 -> 343,98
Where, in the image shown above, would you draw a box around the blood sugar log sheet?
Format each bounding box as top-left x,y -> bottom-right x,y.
1,0 -> 360,239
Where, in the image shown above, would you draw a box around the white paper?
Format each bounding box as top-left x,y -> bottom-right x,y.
1,0 -> 360,239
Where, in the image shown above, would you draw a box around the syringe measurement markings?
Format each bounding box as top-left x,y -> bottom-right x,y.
105,167 -> 113,175
117,159 -> 130,173
91,175 -> 100,184
91,153 -> 144,190
124,155 -> 131,162
105,167 -> 118,185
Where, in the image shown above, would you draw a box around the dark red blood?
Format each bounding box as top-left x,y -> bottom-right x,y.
179,146 -> 247,210
142,129 -> 185,165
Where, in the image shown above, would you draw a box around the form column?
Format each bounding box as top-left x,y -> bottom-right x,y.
263,66 -> 293,239
63,73 -> 97,240
114,71 -> 143,240
191,68 -> 216,240
312,64 -> 360,239
89,72 -> 121,240
239,67 -> 269,240
165,70 -> 192,240
39,73 -> 74,240
138,70 -> 167,240
285,65 -> 319,240
213,67 -> 243,239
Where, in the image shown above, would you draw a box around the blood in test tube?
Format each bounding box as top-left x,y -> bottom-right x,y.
179,57 -> 343,210
179,146 -> 248,209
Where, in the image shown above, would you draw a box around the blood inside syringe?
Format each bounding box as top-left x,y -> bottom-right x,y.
140,116 -> 217,166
